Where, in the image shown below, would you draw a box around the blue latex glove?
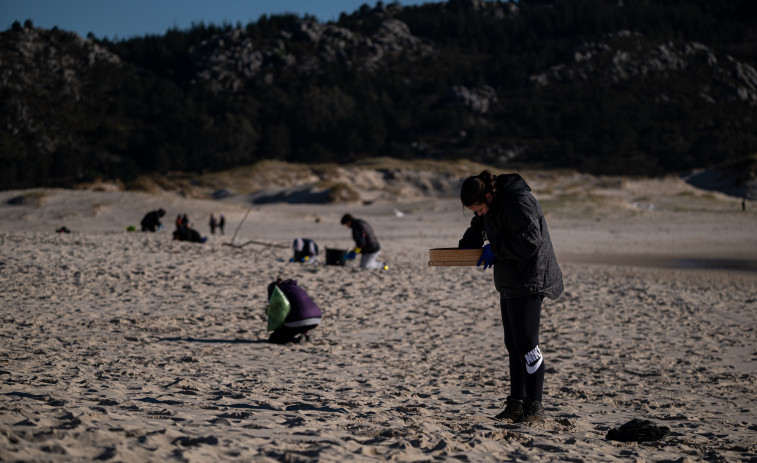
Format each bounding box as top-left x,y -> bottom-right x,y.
345,251 -> 357,260
477,244 -> 495,270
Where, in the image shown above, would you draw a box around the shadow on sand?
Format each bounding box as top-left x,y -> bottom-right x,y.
157,337 -> 268,344
561,253 -> 757,273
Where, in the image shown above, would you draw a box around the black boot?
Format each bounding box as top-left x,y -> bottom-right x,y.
494,396 -> 524,421
522,399 -> 545,423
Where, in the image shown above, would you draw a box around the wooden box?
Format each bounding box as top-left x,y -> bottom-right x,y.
428,248 -> 483,266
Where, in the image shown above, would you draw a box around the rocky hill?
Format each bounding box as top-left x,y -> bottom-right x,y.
530,31 -> 757,105
2,1 -> 757,192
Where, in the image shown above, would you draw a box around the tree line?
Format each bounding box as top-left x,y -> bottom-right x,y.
2,0 -> 756,190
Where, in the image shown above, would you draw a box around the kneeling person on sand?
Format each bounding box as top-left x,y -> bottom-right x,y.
291,237 -> 319,264
141,208 -> 166,232
340,213 -> 387,270
266,278 -> 322,344
172,223 -> 206,243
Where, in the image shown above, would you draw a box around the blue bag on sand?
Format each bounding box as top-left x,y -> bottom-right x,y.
266,286 -> 291,332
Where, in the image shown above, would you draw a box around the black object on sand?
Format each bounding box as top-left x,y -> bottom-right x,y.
606,418 -> 670,443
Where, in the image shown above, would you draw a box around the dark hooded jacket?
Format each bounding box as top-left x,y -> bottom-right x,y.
459,174 -> 563,300
141,209 -> 165,232
349,218 -> 380,254
268,279 -> 322,326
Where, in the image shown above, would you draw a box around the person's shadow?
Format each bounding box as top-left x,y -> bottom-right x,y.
157,337 -> 268,344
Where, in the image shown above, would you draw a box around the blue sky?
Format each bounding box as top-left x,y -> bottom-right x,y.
2,0 -> 433,40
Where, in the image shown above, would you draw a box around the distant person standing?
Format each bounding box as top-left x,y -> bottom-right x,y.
209,214 -> 217,234
340,213 -> 387,270
218,214 -> 226,234
140,208 -> 166,232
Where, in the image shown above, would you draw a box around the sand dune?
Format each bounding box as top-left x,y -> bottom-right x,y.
1,172 -> 756,462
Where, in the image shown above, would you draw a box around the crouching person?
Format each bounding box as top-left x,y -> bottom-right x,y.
291,237 -> 319,264
266,278 -> 322,344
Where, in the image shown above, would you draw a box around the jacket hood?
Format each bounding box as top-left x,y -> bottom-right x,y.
495,173 -> 531,194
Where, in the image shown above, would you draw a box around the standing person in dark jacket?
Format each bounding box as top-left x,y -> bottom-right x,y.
266,279 -> 323,344
459,170 -> 563,423
340,213 -> 387,270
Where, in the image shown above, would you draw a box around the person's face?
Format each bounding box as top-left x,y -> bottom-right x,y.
465,193 -> 493,216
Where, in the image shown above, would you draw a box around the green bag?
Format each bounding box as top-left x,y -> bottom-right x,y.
266,286 -> 291,332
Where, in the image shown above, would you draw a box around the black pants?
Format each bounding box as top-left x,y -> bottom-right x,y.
268,324 -> 317,344
500,294 -> 544,402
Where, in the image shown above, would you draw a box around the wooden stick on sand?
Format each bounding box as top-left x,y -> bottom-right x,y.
223,208 -> 289,249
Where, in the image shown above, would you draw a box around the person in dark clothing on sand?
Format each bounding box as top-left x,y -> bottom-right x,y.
172,226 -> 206,243
266,279 -> 322,344
459,170 -> 563,423
210,214 -> 217,234
291,238 -> 319,263
141,208 -> 166,232
173,216 -> 206,243
340,213 -> 387,270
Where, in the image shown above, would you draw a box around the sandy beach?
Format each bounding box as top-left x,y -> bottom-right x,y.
1,171 -> 756,462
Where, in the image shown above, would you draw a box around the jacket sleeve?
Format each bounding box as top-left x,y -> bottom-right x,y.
459,215 -> 485,248
491,195 -> 543,261
351,222 -> 366,249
